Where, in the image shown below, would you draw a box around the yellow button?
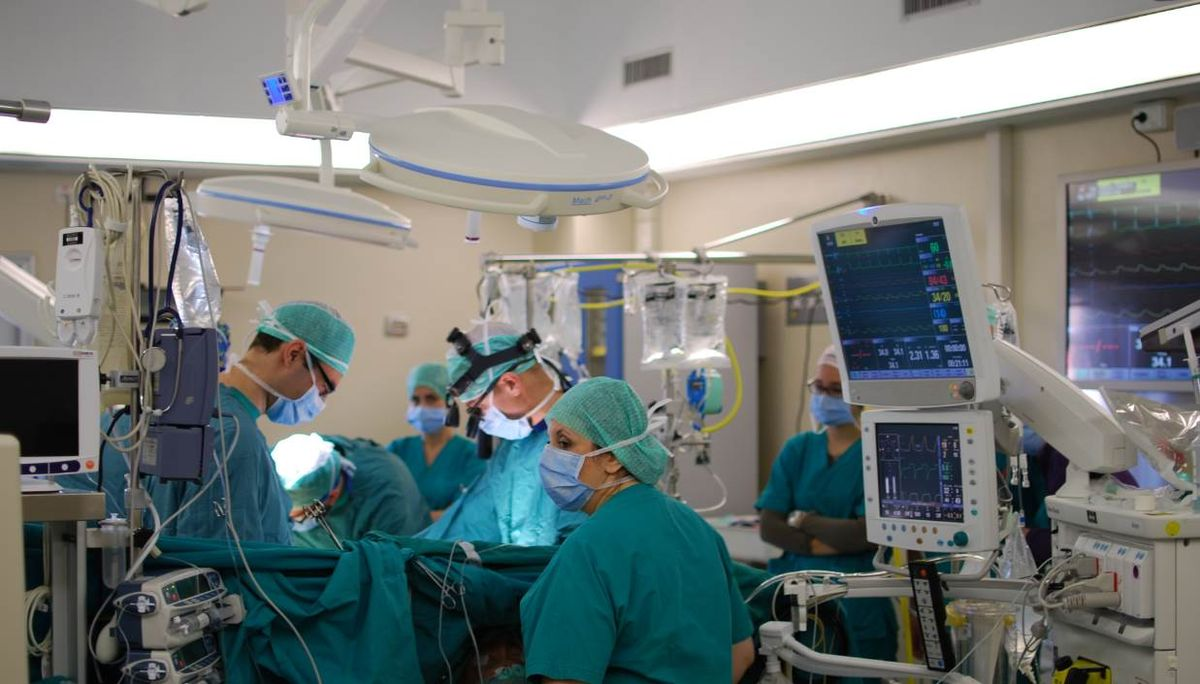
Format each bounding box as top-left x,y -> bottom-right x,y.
1166,521 -> 1182,537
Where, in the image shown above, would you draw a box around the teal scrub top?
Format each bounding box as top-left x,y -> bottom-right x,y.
56,411 -> 131,516
150,385 -> 293,545
419,423 -> 586,546
521,485 -> 754,683
291,436 -> 432,549
757,431 -> 897,667
387,434 -> 482,510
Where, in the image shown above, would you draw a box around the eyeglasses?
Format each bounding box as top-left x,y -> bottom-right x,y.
806,378 -> 842,397
308,357 -> 337,396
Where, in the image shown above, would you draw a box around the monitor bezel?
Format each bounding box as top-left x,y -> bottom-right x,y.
0,346 -> 100,475
861,409 -> 999,554
812,203 -> 1000,409
1058,159 -> 1200,392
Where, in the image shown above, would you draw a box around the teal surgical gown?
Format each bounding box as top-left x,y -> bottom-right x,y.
290,435 -> 431,549
387,434 -> 482,510
521,484 -> 754,683
757,431 -> 898,678
150,384 -> 293,545
419,422 -> 585,546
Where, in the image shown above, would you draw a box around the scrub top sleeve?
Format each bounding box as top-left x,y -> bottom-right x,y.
756,438 -> 802,513
719,538 -> 755,643
522,544 -> 616,683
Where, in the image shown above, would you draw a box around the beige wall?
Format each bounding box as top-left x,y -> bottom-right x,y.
652,106 -> 1187,487
0,170 -> 534,446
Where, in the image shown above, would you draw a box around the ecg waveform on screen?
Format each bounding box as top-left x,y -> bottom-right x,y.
1066,173 -> 1200,384
876,424 -> 964,523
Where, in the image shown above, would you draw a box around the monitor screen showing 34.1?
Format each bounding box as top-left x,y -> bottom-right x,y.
1066,167 -> 1200,385
818,218 -> 974,380
875,422 -> 964,523
0,358 -> 79,456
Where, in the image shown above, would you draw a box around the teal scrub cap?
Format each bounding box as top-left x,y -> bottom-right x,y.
257,300 -> 356,375
407,362 -> 450,397
547,377 -> 669,484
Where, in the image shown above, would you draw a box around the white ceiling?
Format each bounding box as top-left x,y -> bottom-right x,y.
0,0 -> 1179,128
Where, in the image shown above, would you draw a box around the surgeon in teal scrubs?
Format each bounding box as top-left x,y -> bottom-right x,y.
521,377 -> 756,683
152,301 -> 355,545
757,345 -> 897,682
272,433 -> 430,549
419,322 -> 585,546
387,362 -> 481,518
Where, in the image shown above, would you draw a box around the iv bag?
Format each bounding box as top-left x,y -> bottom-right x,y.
681,275 -> 730,369
495,272 -> 553,334
639,277 -> 686,369
163,194 -> 222,328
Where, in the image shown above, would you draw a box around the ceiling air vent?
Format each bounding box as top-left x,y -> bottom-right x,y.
624,51 -> 672,86
903,0 -> 977,17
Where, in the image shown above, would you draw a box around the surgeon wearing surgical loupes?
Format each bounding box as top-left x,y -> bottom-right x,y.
418,322 -> 586,546
150,301 -> 355,545
756,345 -> 897,683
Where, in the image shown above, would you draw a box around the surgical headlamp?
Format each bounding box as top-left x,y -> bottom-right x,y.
443,326 -> 542,439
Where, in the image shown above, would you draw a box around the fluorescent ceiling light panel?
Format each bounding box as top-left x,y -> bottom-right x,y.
606,5 -> 1200,172
0,109 -> 370,168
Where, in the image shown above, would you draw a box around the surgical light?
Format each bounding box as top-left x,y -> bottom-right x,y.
360,105 -> 667,240
607,4 -> 1200,172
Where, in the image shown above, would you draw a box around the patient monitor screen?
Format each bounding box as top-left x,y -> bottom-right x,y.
875,422 -> 964,523
0,358 -> 79,457
818,218 -> 974,380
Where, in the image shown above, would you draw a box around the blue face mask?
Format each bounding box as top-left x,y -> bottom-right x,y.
809,392 -> 855,427
407,406 -> 448,435
539,430 -> 649,511
237,355 -> 326,426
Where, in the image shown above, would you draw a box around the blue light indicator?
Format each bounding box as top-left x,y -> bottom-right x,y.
261,73 -> 294,107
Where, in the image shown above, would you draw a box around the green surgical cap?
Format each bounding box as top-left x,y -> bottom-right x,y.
547,377 -> 669,484
407,362 -> 450,397
258,301 -> 356,374
446,323 -> 538,401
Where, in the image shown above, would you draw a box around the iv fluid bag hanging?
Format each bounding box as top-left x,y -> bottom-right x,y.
681,275 -> 729,369
640,277 -> 686,369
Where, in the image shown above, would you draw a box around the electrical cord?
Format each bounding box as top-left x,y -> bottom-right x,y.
1131,114 -> 1162,163
700,337 -> 742,434
691,465 -> 729,513
25,585 -> 51,659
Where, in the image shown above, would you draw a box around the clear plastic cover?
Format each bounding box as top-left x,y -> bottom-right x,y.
1102,388 -> 1200,492
549,273 -> 582,362
681,275 -> 729,369
639,276 -> 686,369
164,194 -> 222,328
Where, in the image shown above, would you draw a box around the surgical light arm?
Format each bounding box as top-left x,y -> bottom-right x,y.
0,255 -> 58,346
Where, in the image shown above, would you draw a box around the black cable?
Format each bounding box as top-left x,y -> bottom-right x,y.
1130,114 -> 1162,163
163,181 -> 185,312
794,296 -> 819,433
144,180 -> 177,342
99,406 -> 131,495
